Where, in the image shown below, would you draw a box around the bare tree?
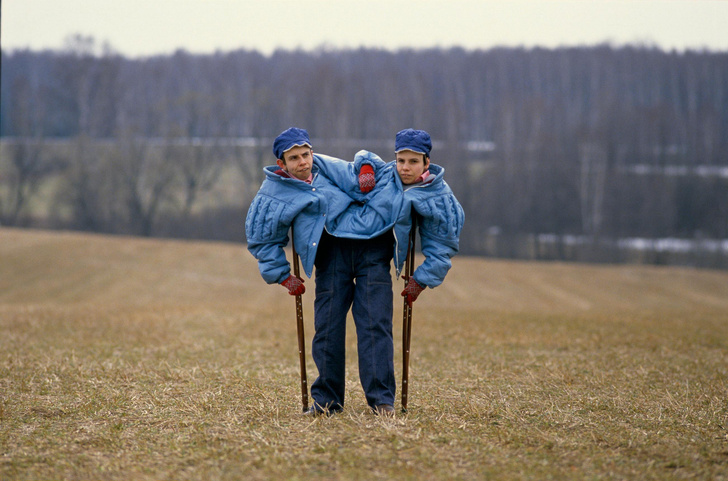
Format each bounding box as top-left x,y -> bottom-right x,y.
161,135 -> 223,220
0,71 -> 48,225
232,139 -> 268,208
56,134 -> 113,231
0,138 -> 46,226
113,131 -> 178,236
579,143 -> 608,237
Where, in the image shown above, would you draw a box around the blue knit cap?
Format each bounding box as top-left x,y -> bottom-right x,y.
395,128 -> 432,156
273,127 -> 312,159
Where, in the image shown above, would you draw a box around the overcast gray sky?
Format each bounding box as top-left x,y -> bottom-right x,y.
3,0 -> 728,57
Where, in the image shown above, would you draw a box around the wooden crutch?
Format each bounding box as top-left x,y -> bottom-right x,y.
290,228 -> 309,412
401,215 -> 417,413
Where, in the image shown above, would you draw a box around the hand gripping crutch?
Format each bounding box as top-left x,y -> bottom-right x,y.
401,215 -> 417,413
290,228 -> 309,412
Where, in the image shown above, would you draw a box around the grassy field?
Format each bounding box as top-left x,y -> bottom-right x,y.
1,227 -> 727,480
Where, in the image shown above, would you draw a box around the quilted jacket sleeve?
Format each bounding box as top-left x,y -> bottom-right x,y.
314,152 -> 387,202
245,193 -> 293,285
353,150 -> 387,173
411,189 -> 464,288
313,154 -> 361,199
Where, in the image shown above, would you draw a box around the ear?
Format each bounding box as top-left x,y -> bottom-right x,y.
424,156 -> 431,168
276,158 -> 286,170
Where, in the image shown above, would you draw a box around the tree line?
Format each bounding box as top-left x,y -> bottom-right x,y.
2,38 -> 727,266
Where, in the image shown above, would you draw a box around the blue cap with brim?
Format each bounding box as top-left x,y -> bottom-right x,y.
273,127 -> 312,159
395,128 -> 432,156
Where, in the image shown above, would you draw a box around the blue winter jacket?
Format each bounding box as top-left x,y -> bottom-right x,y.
356,151 -> 464,289
245,153 -> 399,284
246,150 -> 463,290
393,162 -> 464,288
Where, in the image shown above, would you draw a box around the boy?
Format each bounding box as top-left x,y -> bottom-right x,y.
246,128 -> 400,416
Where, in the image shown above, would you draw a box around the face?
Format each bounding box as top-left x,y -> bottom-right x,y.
396,150 -> 429,184
277,145 -> 313,180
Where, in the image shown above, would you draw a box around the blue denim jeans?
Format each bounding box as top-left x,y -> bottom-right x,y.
310,231 -> 395,411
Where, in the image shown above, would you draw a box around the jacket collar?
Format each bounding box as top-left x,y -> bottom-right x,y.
264,164 -> 319,185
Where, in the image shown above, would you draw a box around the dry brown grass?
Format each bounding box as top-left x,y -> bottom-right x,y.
1,227 -> 727,480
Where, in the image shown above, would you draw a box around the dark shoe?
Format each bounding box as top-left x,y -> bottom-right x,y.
374,404 -> 395,417
306,405 -> 342,417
